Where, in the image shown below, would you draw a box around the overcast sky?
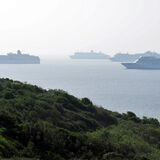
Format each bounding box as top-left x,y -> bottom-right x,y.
0,0 -> 160,59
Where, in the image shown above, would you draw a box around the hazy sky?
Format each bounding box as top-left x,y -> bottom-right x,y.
0,0 -> 160,59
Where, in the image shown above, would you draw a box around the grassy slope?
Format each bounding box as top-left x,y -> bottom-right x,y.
0,78 -> 160,159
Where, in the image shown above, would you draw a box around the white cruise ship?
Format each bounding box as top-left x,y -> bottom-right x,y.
122,56 -> 160,69
70,50 -> 110,59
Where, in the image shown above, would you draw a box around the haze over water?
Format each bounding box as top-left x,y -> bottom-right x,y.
1,0 -> 160,120
1,59 -> 160,119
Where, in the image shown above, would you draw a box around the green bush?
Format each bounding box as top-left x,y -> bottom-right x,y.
0,78 -> 159,159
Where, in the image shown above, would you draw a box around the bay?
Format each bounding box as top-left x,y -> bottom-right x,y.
0,59 -> 160,119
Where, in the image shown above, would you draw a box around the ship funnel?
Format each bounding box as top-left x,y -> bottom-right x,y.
17,50 -> 22,55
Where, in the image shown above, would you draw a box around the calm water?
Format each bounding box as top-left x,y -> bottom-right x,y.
1,59 -> 160,119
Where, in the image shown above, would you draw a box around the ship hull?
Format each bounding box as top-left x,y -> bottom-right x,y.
0,60 -> 40,64
0,56 -> 40,64
122,63 -> 160,69
70,52 -> 110,59
70,56 -> 109,59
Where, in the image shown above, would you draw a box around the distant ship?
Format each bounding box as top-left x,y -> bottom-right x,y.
70,50 -> 110,59
122,56 -> 160,69
0,50 -> 40,64
110,51 -> 160,62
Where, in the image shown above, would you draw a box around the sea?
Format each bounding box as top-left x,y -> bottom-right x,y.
1,59 -> 160,119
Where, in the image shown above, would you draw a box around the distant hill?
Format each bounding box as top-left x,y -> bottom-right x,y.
0,79 -> 160,159
110,51 -> 160,62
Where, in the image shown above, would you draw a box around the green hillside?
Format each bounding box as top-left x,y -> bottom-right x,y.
0,78 -> 160,160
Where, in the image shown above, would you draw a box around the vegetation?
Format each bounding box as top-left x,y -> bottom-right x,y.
0,78 -> 160,159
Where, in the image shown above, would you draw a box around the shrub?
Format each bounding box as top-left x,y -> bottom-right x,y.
81,97 -> 93,105
4,92 -> 15,99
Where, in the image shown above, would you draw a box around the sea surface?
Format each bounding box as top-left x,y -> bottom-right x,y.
1,59 -> 160,119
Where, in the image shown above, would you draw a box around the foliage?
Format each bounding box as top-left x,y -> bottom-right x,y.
0,78 -> 159,159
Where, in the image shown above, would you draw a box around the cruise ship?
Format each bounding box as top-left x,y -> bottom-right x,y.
110,51 -> 160,62
0,50 -> 40,64
122,56 -> 160,69
70,50 -> 110,59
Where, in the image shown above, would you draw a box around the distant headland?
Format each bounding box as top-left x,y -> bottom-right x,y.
0,50 -> 40,64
